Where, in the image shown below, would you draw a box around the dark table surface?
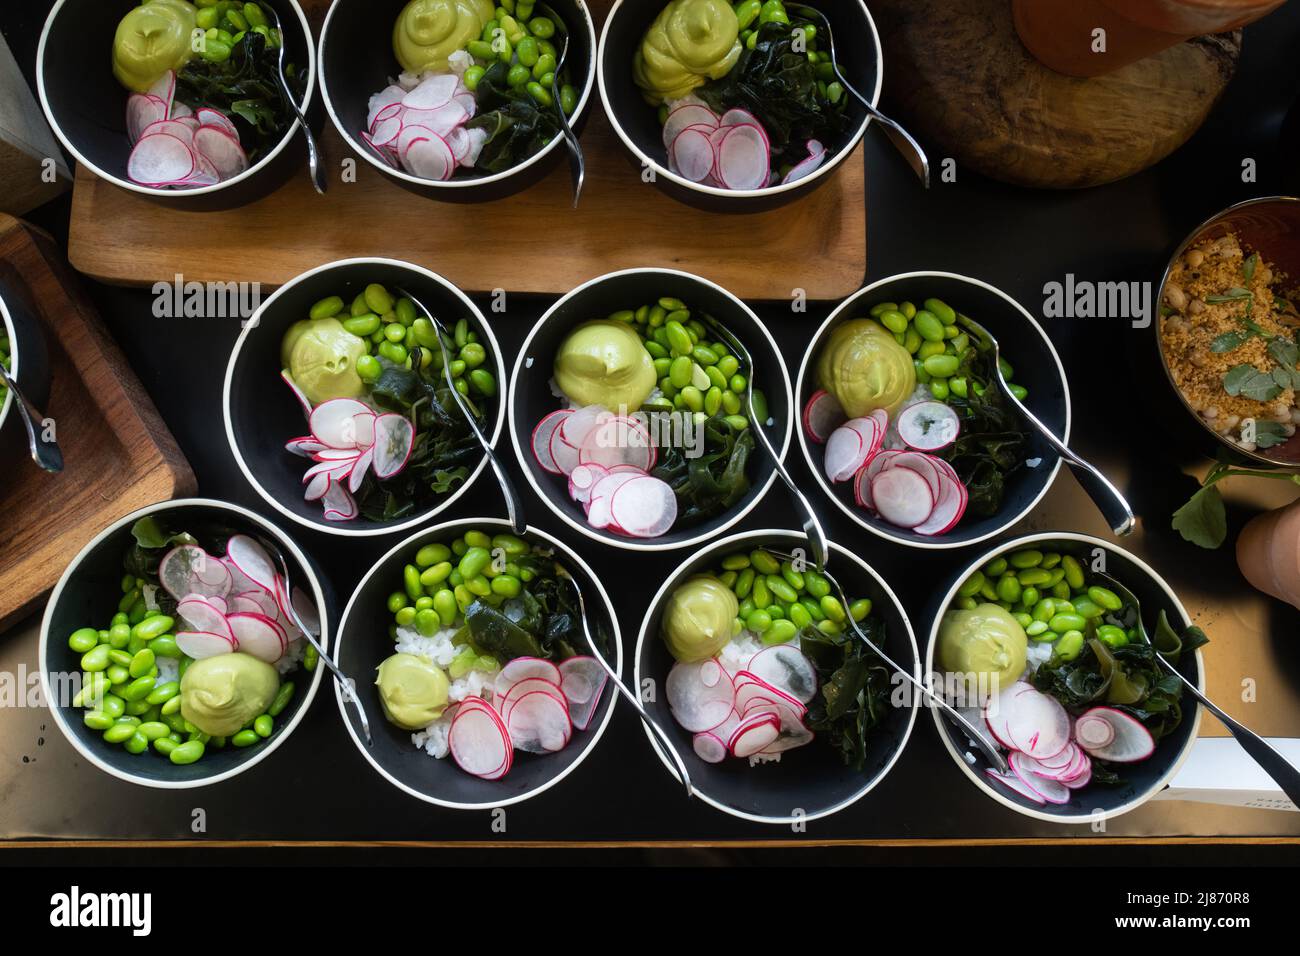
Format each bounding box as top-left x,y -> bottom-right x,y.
1,1 -> 1299,845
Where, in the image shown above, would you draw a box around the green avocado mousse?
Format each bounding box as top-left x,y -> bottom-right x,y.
376,653 -> 451,729
180,652 -> 281,737
553,320 -> 657,412
662,575 -> 738,663
393,0 -> 495,74
937,603 -> 1027,694
281,317 -> 370,406
817,319 -> 917,419
113,0 -> 198,93
634,0 -> 742,105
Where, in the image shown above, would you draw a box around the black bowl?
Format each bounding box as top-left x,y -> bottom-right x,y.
1155,196 -> 1300,468
39,498 -> 332,789
224,257 -> 507,537
320,0 -> 597,202
924,533 -> 1204,824
0,282 -> 51,481
334,518 -> 621,809
598,0 -> 881,213
508,268 -> 793,551
634,529 -> 919,824
37,0 -> 317,209
796,272 -> 1072,550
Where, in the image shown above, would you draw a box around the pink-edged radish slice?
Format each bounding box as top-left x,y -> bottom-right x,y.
453,91 -> 477,117
404,101 -> 469,136
558,657 -> 608,731
955,706 -> 1003,755
146,70 -> 176,114
1061,763 -> 1093,789
506,690 -> 572,753
700,659 -> 724,688
871,466 -> 934,528
371,413 -> 415,479
998,683 -> 1071,759
824,425 -> 867,482
845,416 -> 882,459
550,430 -> 581,476
693,731 -> 728,763
497,656 -> 562,690
1075,712 -> 1116,749
670,127 -> 716,182
1073,706 -> 1156,762
280,369 -> 313,418
226,612 -> 286,662
445,125 -> 472,163
719,107 -> 760,129
320,481 -> 358,521
662,103 -> 719,149
403,73 -> 459,110
348,446 -> 374,494
585,494 -> 614,530
193,126 -> 249,179
716,123 -> 770,191
1008,756 -> 1071,804
608,475 -> 677,538
309,398 -> 371,448
289,586 -> 320,637
402,134 -> 455,181
897,401 -> 961,451
127,133 -> 195,186
226,535 -> 277,593
782,140 -> 828,185
802,389 -> 846,443
889,451 -> 944,501
170,100 -> 193,120
560,405 -> 612,447
568,462 -> 609,503
500,677 -> 567,717
370,102 -> 403,129
746,644 -> 818,703
587,468 -> 643,506
142,119 -> 196,146
913,471 -> 967,536
367,85 -> 406,128
303,470 -> 332,502
175,630 -> 237,660
578,416 -> 655,471
667,659 -> 736,732
196,107 -> 238,138
733,674 -> 806,717
531,409 -> 571,474
126,94 -> 167,145
985,768 -> 1047,805
449,705 -> 512,778
176,596 -> 233,641
369,115 -> 403,148
220,556 -> 261,596
853,463 -> 875,509
731,713 -> 780,757
159,545 -> 226,601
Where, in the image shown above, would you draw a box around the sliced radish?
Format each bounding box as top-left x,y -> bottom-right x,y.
403,73 -> 459,111
746,645 -> 817,703
1074,707 -> 1156,763
913,471 -> 967,536
402,134 -> 455,181
500,676 -> 567,716
608,475 -> 678,538
716,123 -> 770,191
824,425 -> 867,482
558,656 -> 608,731
578,416 -> 655,471
126,94 -> 167,145
195,107 -> 238,139
497,656 -> 562,689
560,406 -> 612,447
662,103 -> 719,149
225,535 -> 277,593
871,466 -> 934,528
506,691 -> 572,753
371,413 -> 415,479
846,416 -> 883,459
159,545 -> 228,601
897,401 -> 961,451
142,119 -> 195,146
193,126 -> 249,179
890,452 -> 944,501
176,595 -> 233,641
719,107 -> 760,129
994,683 -> 1072,760
175,630 -> 236,660
550,430 -> 581,476
404,102 -> 469,137
127,133 -> 195,186
782,140 -> 828,185
309,399 -> 372,448
671,127 -> 716,182
985,768 -> 1047,804
667,659 -> 736,732
531,410 -> 571,474
225,612 -> 286,662
731,713 -> 780,757
450,705 -> 512,778
693,732 -> 728,763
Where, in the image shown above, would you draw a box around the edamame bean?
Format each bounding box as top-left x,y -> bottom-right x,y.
415,608 -> 439,637
1061,555 -> 1085,590
310,295 -> 344,320
120,676 -> 156,702
745,609 -> 772,634
103,722 -> 138,744
1025,620 -> 1049,637
850,598 -> 872,621
924,298 -> 956,324
364,284 -> 394,314
1009,549 -> 1043,569
1054,631 -> 1084,661
996,575 -> 1021,604
169,740 -> 206,764
914,310 -> 945,342
146,681 -> 178,706
923,354 -> 960,378
764,619 -> 798,644
1096,624 -> 1128,648
128,649 -> 155,679
1049,613 -> 1086,633
957,571 -> 985,598
254,715 -> 273,738
232,729 -> 259,747
68,627 -> 100,653
1087,586 -> 1123,611
269,681 -> 296,717
81,645 -> 110,672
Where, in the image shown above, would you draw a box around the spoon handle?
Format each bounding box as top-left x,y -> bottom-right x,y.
0,363 -> 62,473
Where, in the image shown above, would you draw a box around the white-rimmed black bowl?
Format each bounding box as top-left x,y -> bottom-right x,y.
334,517 -> 620,809
796,272 -> 1072,551
635,528 -> 919,824
508,267 -> 793,552
320,0 -> 596,202
925,532 -> 1204,825
597,0 -> 880,213
224,257 -> 507,538
39,498 -> 331,789
0,283 -> 51,477
37,0 -> 316,210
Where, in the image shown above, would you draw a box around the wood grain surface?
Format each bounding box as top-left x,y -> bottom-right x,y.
871,0 -> 1241,189
65,0 -> 868,300
0,215 -> 195,630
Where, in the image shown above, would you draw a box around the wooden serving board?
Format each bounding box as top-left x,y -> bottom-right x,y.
65,0 -> 867,301
871,0 -> 1241,189
0,215 -> 195,631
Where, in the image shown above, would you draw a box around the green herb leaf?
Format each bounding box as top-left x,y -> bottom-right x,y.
1243,252 -> 1259,284
1223,364 -> 1283,401
1171,483 -> 1227,548
1210,331 -> 1246,353
1206,288 -> 1253,303
1252,419 -> 1290,449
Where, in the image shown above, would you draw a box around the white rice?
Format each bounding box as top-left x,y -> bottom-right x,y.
394,625 -> 499,759
275,638 -> 305,676
156,656 -> 179,685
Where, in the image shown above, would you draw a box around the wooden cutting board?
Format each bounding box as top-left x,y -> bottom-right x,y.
0,215 -> 195,630
871,0 -> 1241,189
65,0 -> 867,301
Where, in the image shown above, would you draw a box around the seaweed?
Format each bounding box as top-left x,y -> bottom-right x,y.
466,62 -> 562,175
798,614 -> 893,771
464,559 -> 607,663
651,415 -> 755,527
940,347 -> 1029,517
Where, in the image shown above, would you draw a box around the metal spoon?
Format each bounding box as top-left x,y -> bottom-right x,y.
398,288 -> 526,534
0,362 -> 62,473
766,547 -> 1010,773
553,562 -> 693,799
784,3 -> 930,188
252,533 -> 372,745
537,2 -> 585,207
698,312 -> 830,570
259,3 -> 326,195
957,313 -> 1136,537
1097,572 -> 1300,809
